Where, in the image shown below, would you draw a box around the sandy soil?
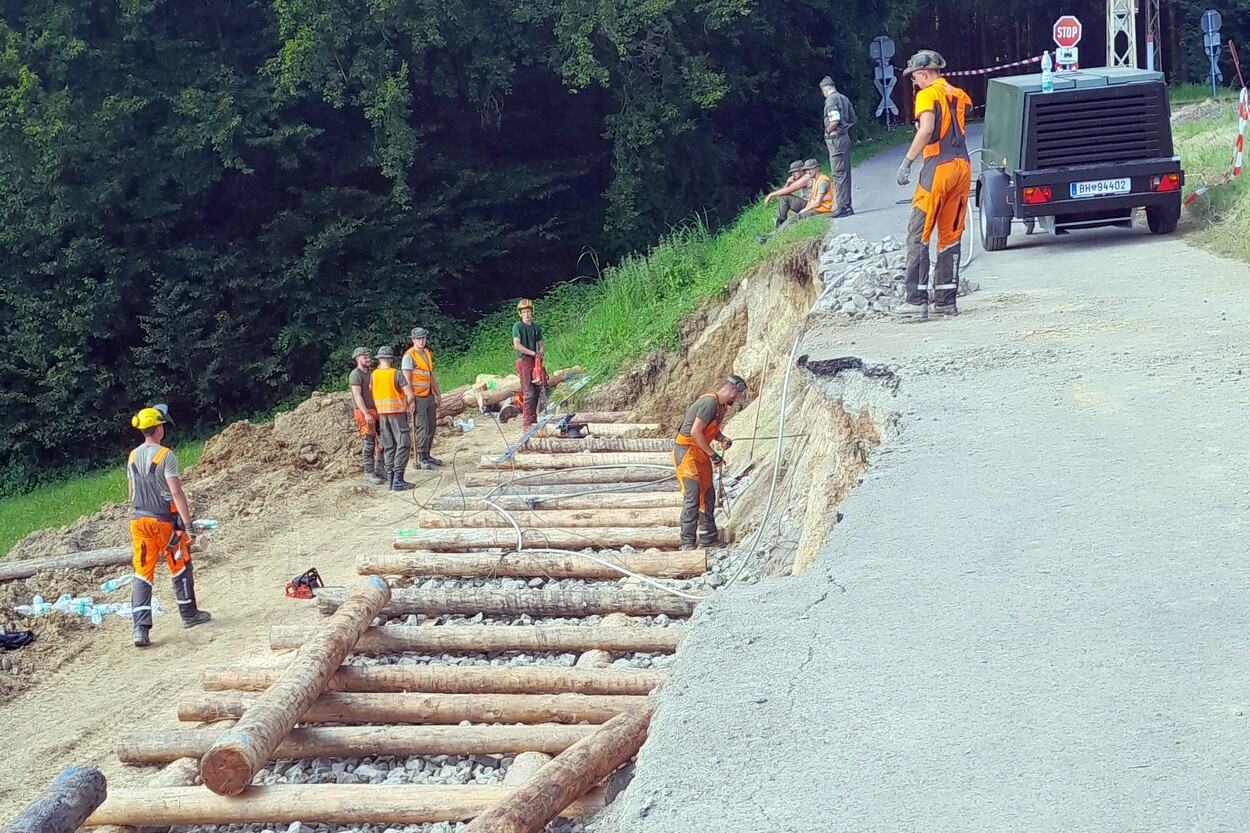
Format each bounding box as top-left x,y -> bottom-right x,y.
0,391 -> 545,816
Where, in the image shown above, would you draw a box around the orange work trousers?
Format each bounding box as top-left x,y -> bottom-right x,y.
130,517 -> 190,584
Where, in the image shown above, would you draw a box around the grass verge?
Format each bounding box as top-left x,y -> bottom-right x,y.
1174,100 -> 1249,262
1,129 -> 912,556
1170,83 -> 1239,105
0,441 -> 205,558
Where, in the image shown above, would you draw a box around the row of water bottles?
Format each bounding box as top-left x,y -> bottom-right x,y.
14,590 -> 163,625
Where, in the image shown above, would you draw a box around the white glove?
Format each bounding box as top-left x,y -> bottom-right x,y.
896,157 -> 915,186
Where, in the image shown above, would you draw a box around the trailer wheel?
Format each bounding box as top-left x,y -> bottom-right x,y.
1146,200 -> 1180,235
979,198 -> 1008,251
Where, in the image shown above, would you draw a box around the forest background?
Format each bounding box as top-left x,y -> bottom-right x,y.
1,0 -> 1246,491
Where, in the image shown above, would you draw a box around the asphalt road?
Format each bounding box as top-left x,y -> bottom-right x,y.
611,129 -> 1250,832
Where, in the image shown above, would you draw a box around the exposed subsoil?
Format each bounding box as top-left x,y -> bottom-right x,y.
0,235 -> 875,825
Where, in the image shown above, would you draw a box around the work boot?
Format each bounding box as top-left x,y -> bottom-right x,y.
426,455 -> 444,467
931,303 -> 959,317
173,561 -> 211,628
889,301 -> 929,320
363,470 -> 385,486
391,471 -> 417,491
182,610 -> 212,629
417,454 -> 434,471
679,542 -> 698,552
133,625 -> 150,648
831,207 -> 855,218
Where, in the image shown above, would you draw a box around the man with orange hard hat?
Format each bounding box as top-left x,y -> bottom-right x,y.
126,404 -> 211,648
512,299 -> 545,428
892,49 -> 973,320
672,375 -> 747,550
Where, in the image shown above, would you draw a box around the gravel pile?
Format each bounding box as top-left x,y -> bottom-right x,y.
814,233 -> 979,317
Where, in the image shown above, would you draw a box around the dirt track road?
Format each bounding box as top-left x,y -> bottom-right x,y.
615,133 -> 1250,831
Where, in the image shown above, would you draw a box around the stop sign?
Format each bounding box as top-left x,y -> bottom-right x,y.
1053,15 -> 1083,48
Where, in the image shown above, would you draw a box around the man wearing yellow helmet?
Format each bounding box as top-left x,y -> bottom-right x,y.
512,299 -> 545,428
126,404 -> 211,648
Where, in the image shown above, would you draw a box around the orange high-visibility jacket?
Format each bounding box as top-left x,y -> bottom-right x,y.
371,367 -> 408,414
404,346 -> 435,398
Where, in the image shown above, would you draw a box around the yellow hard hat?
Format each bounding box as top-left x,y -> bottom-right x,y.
517,298 -> 534,314
132,404 -> 173,431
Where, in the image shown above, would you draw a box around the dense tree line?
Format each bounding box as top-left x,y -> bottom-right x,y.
1,0 -> 1245,492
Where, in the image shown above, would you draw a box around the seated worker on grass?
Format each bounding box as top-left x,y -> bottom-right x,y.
761,160 -> 812,235
756,159 -> 833,244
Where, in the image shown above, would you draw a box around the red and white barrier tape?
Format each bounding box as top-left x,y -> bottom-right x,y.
1184,85 -> 1249,205
946,55 -> 1043,77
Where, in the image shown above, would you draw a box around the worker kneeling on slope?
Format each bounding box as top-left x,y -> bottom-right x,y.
127,404 -> 211,648
673,375 -> 747,551
892,49 -> 972,320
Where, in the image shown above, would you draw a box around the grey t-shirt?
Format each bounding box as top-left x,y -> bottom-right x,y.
349,367 -> 376,410
677,396 -> 722,437
128,444 -> 179,508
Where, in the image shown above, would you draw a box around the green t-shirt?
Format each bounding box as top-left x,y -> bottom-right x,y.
512,321 -> 543,359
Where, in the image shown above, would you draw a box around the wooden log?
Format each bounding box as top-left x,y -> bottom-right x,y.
425,492 -> 683,512
316,585 -> 698,619
501,752 -> 552,786
462,468 -> 674,488
393,527 -> 681,552
2,765 -> 107,833
179,691 -> 647,725
91,758 -> 200,833
478,452 -> 671,471
118,725 -> 597,764
84,784 -> 604,827
415,506 -> 679,530
568,412 -> 632,423
522,438 -> 672,454
270,624 -> 683,655
455,482 -> 678,498
436,367 -> 582,421
537,423 -> 660,438
576,613 -> 630,670
202,665 -> 667,696
200,578 -> 391,796
0,547 -> 130,583
356,549 -> 705,580
462,702 -> 656,833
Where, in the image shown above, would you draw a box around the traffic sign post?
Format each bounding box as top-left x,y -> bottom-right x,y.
1201,10 -> 1223,97
1053,15 -> 1083,70
870,35 -> 899,129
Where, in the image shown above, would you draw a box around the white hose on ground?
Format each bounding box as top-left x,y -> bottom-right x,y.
482,499 -> 524,553
724,328 -> 804,588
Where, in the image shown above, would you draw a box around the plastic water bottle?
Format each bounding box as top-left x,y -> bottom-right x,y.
1041,51 -> 1054,93
453,418 -> 476,433
52,594 -> 94,616
101,574 -> 134,593
15,596 -> 54,616
191,518 -> 219,533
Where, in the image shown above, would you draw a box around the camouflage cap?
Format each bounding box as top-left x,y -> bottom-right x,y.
788,160 -> 804,173
410,327 -> 429,339
352,346 -> 370,359
903,49 -> 946,76
376,345 -> 395,359
819,75 -> 836,89
803,158 -> 820,170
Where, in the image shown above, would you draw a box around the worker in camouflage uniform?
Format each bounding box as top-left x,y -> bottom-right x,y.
820,75 -> 856,217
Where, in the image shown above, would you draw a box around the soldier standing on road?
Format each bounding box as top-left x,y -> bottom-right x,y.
348,347 -> 384,486
820,75 -> 856,217
892,50 -> 973,320
372,345 -> 416,491
672,376 -> 747,551
762,161 -> 813,234
403,327 -> 443,470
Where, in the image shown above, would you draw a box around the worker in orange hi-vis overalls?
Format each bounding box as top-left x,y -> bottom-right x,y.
127,404 -> 211,648
892,49 -> 973,320
672,375 -> 748,551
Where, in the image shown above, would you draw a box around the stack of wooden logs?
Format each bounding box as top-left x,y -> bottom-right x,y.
83,410 -> 694,832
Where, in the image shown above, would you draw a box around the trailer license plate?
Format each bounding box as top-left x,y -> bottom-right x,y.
1070,178 -> 1131,199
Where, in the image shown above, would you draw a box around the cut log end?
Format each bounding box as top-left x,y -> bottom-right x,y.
199,747 -> 252,797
